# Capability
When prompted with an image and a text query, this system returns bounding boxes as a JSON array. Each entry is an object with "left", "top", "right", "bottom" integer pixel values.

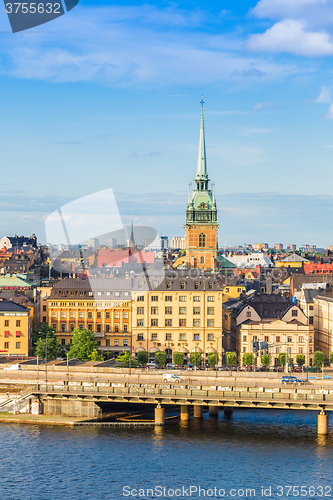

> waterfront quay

[{"left": 1, "top": 364, "right": 333, "bottom": 434}]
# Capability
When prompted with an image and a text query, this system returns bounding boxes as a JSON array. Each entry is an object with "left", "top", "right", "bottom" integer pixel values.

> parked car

[
  {"left": 293, "top": 366, "right": 303, "bottom": 373},
  {"left": 147, "top": 362, "right": 157, "bottom": 369},
  {"left": 163, "top": 373, "right": 182, "bottom": 383},
  {"left": 282, "top": 375, "right": 304, "bottom": 384},
  {"left": 166, "top": 363, "right": 176, "bottom": 369},
  {"left": 4, "top": 363, "right": 22, "bottom": 371}
]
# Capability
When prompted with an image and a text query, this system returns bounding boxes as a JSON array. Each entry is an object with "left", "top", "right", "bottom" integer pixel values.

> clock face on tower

[{"left": 200, "top": 203, "right": 206, "bottom": 209}]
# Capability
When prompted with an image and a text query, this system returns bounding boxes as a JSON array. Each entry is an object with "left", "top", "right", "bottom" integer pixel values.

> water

[{"left": 1, "top": 409, "right": 333, "bottom": 500}]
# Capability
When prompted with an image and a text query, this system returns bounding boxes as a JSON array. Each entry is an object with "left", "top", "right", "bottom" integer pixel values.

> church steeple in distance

[{"left": 184, "top": 98, "right": 218, "bottom": 270}]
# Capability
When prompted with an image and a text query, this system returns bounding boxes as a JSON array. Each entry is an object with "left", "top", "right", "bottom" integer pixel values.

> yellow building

[
  {"left": 275, "top": 252, "right": 309, "bottom": 269},
  {"left": 131, "top": 274, "right": 224, "bottom": 363},
  {"left": 222, "top": 285, "right": 246, "bottom": 303},
  {"left": 0, "top": 300, "right": 31, "bottom": 357},
  {"left": 48, "top": 278, "right": 132, "bottom": 355}
]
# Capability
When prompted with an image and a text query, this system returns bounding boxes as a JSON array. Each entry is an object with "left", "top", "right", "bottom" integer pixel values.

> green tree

[
  {"left": 173, "top": 352, "right": 184, "bottom": 366},
  {"left": 155, "top": 351, "right": 167, "bottom": 367},
  {"left": 225, "top": 351, "right": 237, "bottom": 366},
  {"left": 35, "top": 336, "right": 61, "bottom": 361},
  {"left": 296, "top": 354, "right": 306, "bottom": 366},
  {"left": 137, "top": 351, "right": 148, "bottom": 365},
  {"left": 115, "top": 350, "right": 138, "bottom": 367},
  {"left": 89, "top": 349, "right": 103, "bottom": 361},
  {"left": 313, "top": 350, "right": 325, "bottom": 367},
  {"left": 208, "top": 352, "right": 218, "bottom": 367},
  {"left": 32, "top": 323, "right": 56, "bottom": 352},
  {"left": 329, "top": 352, "right": 333, "bottom": 365},
  {"left": 190, "top": 351, "right": 202, "bottom": 366},
  {"left": 279, "top": 352, "right": 287, "bottom": 367},
  {"left": 261, "top": 354, "right": 271, "bottom": 367},
  {"left": 68, "top": 328, "right": 98, "bottom": 361},
  {"left": 243, "top": 353, "right": 253, "bottom": 366}
]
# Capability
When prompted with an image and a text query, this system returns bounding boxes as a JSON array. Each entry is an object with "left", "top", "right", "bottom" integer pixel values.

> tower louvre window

[{"left": 199, "top": 233, "right": 206, "bottom": 247}]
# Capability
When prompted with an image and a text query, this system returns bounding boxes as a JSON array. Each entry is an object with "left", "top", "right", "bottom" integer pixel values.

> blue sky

[{"left": 1, "top": 0, "right": 333, "bottom": 247}]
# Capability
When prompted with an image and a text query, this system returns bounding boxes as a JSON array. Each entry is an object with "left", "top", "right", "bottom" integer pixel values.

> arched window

[
  {"left": 200, "top": 256, "right": 204, "bottom": 264},
  {"left": 199, "top": 233, "right": 206, "bottom": 247}
]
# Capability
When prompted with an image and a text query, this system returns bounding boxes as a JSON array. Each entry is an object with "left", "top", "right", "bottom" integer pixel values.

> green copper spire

[{"left": 196, "top": 100, "right": 208, "bottom": 180}]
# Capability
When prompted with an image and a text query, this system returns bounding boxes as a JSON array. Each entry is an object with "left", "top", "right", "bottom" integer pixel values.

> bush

[
  {"left": 261, "top": 354, "right": 271, "bottom": 366},
  {"left": 190, "top": 352, "right": 202, "bottom": 366},
  {"left": 173, "top": 352, "right": 184, "bottom": 366},
  {"left": 225, "top": 352, "right": 237, "bottom": 366},
  {"left": 296, "top": 354, "right": 305, "bottom": 366},
  {"left": 330, "top": 352, "right": 333, "bottom": 365},
  {"left": 313, "top": 350, "right": 325, "bottom": 367},
  {"left": 155, "top": 351, "right": 167, "bottom": 367},
  {"left": 279, "top": 353, "right": 287, "bottom": 367},
  {"left": 137, "top": 351, "right": 148, "bottom": 365},
  {"left": 208, "top": 352, "right": 218, "bottom": 367},
  {"left": 243, "top": 353, "right": 253, "bottom": 366}
]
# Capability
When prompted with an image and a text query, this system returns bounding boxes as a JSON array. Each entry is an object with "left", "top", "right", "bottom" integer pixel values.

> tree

[
  {"left": 137, "top": 351, "right": 148, "bottom": 365},
  {"left": 190, "top": 351, "right": 202, "bottom": 366},
  {"left": 155, "top": 351, "right": 167, "bottom": 367},
  {"left": 89, "top": 349, "right": 103, "bottom": 361},
  {"left": 68, "top": 328, "right": 98, "bottom": 361},
  {"left": 115, "top": 350, "right": 138, "bottom": 368},
  {"left": 208, "top": 352, "right": 218, "bottom": 367},
  {"left": 313, "top": 350, "right": 325, "bottom": 367},
  {"left": 225, "top": 352, "right": 237, "bottom": 366},
  {"left": 35, "top": 336, "right": 61, "bottom": 361},
  {"left": 296, "top": 354, "right": 305, "bottom": 366},
  {"left": 173, "top": 352, "right": 184, "bottom": 366},
  {"left": 261, "top": 354, "right": 271, "bottom": 367},
  {"left": 279, "top": 352, "right": 287, "bottom": 367},
  {"left": 330, "top": 352, "right": 333, "bottom": 365},
  {"left": 32, "top": 323, "right": 57, "bottom": 352},
  {"left": 243, "top": 353, "right": 253, "bottom": 366}
]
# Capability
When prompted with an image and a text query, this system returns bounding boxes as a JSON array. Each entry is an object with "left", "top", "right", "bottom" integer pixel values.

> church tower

[{"left": 185, "top": 101, "right": 218, "bottom": 269}]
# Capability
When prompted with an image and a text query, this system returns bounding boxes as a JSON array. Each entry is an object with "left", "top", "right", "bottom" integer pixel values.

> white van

[
  {"left": 4, "top": 363, "right": 22, "bottom": 371},
  {"left": 163, "top": 373, "right": 182, "bottom": 383}
]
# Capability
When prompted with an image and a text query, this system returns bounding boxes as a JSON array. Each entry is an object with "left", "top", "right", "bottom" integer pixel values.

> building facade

[{"left": 0, "top": 300, "right": 31, "bottom": 357}]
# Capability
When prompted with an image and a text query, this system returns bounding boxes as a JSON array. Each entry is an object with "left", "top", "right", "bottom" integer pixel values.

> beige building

[
  {"left": 131, "top": 274, "right": 224, "bottom": 363},
  {"left": 0, "top": 300, "right": 31, "bottom": 357},
  {"left": 313, "top": 292, "right": 333, "bottom": 359}
]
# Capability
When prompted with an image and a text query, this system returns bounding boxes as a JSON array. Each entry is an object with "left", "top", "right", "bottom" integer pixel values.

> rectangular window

[
  {"left": 114, "top": 339, "right": 119, "bottom": 346},
  {"left": 61, "top": 324, "right": 66, "bottom": 332},
  {"left": 70, "top": 311, "right": 75, "bottom": 318},
  {"left": 88, "top": 323, "right": 93, "bottom": 330},
  {"left": 42, "top": 305, "right": 47, "bottom": 312},
  {"left": 309, "top": 316, "right": 314, "bottom": 325},
  {"left": 43, "top": 317, "right": 46, "bottom": 323},
  {"left": 61, "top": 311, "right": 66, "bottom": 318},
  {"left": 151, "top": 307, "right": 158, "bottom": 315},
  {"left": 97, "top": 324, "right": 101, "bottom": 333},
  {"left": 207, "top": 319, "right": 214, "bottom": 327},
  {"left": 70, "top": 324, "right": 75, "bottom": 332},
  {"left": 124, "top": 324, "right": 128, "bottom": 332},
  {"left": 4, "top": 342, "right": 9, "bottom": 349},
  {"left": 179, "top": 307, "right": 187, "bottom": 315},
  {"left": 106, "top": 324, "right": 110, "bottom": 332},
  {"left": 299, "top": 347, "right": 303, "bottom": 354},
  {"left": 264, "top": 336, "right": 269, "bottom": 342},
  {"left": 299, "top": 336, "right": 304, "bottom": 343},
  {"left": 137, "top": 296, "right": 144, "bottom": 302},
  {"left": 61, "top": 339, "right": 66, "bottom": 346},
  {"left": 115, "top": 312, "right": 120, "bottom": 319},
  {"left": 276, "top": 347, "right": 280, "bottom": 354},
  {"left": 151, "top": 296, "right": 158, "bottom": 302},
  {"left": 106, "top": 339, "right": 110, "bottom": 347},
  {"left": 193, "top": 296, "right": 200, "bottom": 302},
  {"left": 137, "top": 333, "right": 144, "bottom": 341},
  {"left": 151, "top": 319, "right": 158, "bottom": 327},
  {"left": 52, "top": 311, "right": 57, "bottom": 318},
  {"left": 106, "top": 312, "right": 110, "bottom": 319},
  {"left": 207, "top": 334, "right": 214, "bottom": 341},
  {"left": 53, "top": 324, "right": 57, "bottom": 329},
  {"left": 79, "top": 312, "right": 83, "bottom": 319},
  {"left": 137, "top": 307, "right": 144, "bottom": 315},
  {"left": 79, "top": 323, "right": 83, "bottom": 329},
  {"left": 207, "top": 307, "right": 215, "bottom": 315},
  {"left": 165, "top": 319, "right": 172, "bottom": 327},
  {"left": 246, "top": 311, "right": 251, "bottom": 318},
  {"left": 309, "top": 305, "right": 314, "bottom": 311},
  {"left": 276, "top": 336, "right": 280, "bottom": 343},
  {"left": 5, "top": 320, "right": 9, "bottom": 327},
  {"left": 243, "top": 335, "right": 247, "bottom": 342},
  {"left": 194, "top": 282, "right": 199, "bottom": 289},
  {"left": 123, "top": 312, "right": 128, "bottom": 319},
  {"left": 165, "top": 307, "right": 172, "bottom": 314},
  {"left": 88, "top": 312, "right": 92, "bottom": 319},
  {"left": 123, "top": 339, "right": 128, "bottom": 346},
  {"left": 152, "top": 333, "right": 158, "bottom": 340},
  {"left": 179, "top": 296, "right": 186, "bottom": 302},
  {"left": 179, "top": 319, "right": 186, "bottom": 327},
  {"left": 193, "top": 307, "right": 200, "bottom": 315},
  {"left": 165, "top": 296, "right": 172, "bottom": 302},
  {"left": 193, "top": 319, "right": 200, "bottom": 327},
  {"left": 16, "top": 331, "right": 21, "bottom": 337},
  {"left": 137, "top": 319, "right": 144, "bottom": 327},
  {"left": 207, "top": 296, "right": 215, "bottom": 302},
  {"left": 179, "top": 333, "right": 186, "bottom": 341},
  {"left": 115, "top": 324, "right": 119, "bottom": 332},
  {"left": 292, "top": 309, "right": 298, "bottom": 317},
  {"left": 16, "top": 342, "right": 21, "bottom": 349},
  {"left": 166, "top": 333, "right": 172, "bottom": 341},
  {"left": 97, "top": 312, "right": 101, "bottom": 319},
  {"left": 16, "top": 320, "right": 21, "bottom": 327},
  {"left": 193, "top": 334, "right": 200, "bottom": 341},
  {"left": 287, "top": 336, "right": 292, "bottom": 343}
]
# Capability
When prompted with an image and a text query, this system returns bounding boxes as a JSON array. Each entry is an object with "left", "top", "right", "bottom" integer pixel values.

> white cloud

[
  {"left": 253, "top": 101, "right": 277, "bottom": 110},
  {"left": 326, "top": 103, "right": 333, "bottom": 118},
  {"left": 247, "top": 19, "right": 333, "bottom": 56},
  {"left": 314, "top": 86, "right": 331, "bottom": 103},
  {"left": 252, "top": 0, "right": 327, "bottom": 19}
]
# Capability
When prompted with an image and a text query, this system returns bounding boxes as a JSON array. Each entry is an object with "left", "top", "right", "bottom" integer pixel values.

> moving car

[
  {"left": 4, "top": 363, "right": 22, "bottom": 371},
  {"left": 163, "top": 373, "right": 182, "bottom": 383},
  {"left": 282, "top": 375, "right": 304, "bottom": 384}
]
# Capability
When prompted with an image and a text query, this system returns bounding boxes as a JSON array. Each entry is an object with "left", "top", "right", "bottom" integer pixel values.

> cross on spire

[{"left": 200, "top": 96, "right": 205, "bottom": 110}]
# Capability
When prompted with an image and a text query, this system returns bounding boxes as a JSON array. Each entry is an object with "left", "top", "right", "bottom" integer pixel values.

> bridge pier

[
  {"left": 209, "top": 406, "right": 219, "bottom": 417},
  {"left": 180, "top": 405, "right": 190, "bottom": 421},
  {"left": 193, "top": 406, "right": 203, "bottom": 419},
  {"left": 318, "top": 410, "right": 328, "bottom": 435},
  {"left": 154, "top": 404, "right": 165, "bottom": 426}
]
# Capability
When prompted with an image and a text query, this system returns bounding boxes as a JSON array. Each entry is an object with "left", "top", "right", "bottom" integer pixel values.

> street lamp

[
  {"left": 45, "top": 331, "right": 49, "bottom": 389},
  {"left": 215, "top": 333, "right": 224, "bottom": 377}
]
